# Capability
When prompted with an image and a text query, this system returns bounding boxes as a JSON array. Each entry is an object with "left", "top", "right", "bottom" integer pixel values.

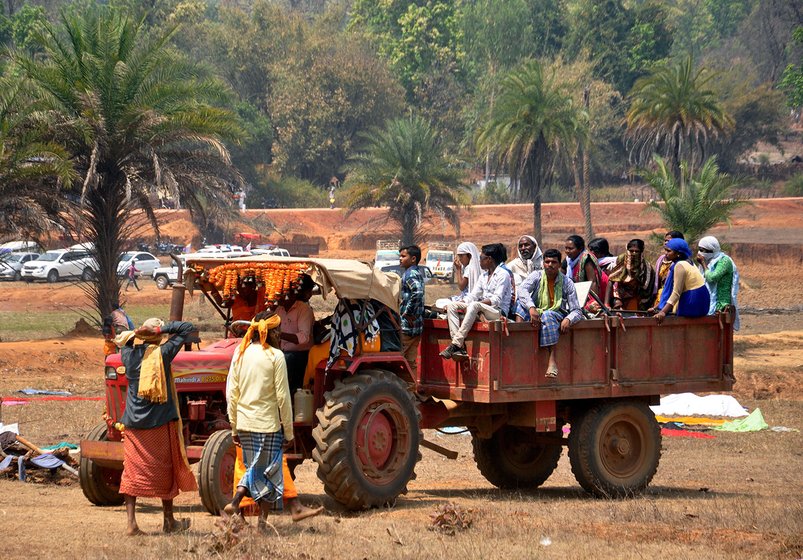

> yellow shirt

[
  {"left": 665, "top": 261, "right": 705, "bottom": 310},
  {"left": 226, "top": 343, "right": 294, "bottom": 441}
]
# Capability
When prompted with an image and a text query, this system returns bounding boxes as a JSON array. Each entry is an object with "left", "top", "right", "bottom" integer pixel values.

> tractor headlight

[{"left": 105, "top": 366, "right": 118, "bottom": 380}]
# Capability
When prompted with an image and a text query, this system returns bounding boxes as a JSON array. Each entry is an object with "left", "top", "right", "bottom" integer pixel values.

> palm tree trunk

[
  {"left": 86, "top": 178, "right": 126, "bottom": 321},
  {"left": 529, "top": 165, "right": 542, "bottom": 242},
  {"left": 581, "top": 86, "right": 593, "bottom": 240}
]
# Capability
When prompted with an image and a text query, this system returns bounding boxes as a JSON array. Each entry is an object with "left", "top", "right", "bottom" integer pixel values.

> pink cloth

[{"left": 276, "top": 300, "right": 314, "bottom": 352}]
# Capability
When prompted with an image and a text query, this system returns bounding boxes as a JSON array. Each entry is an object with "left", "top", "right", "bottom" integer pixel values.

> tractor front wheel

[
  {"left": 312, "top": 369, "right": 421, "bottom": 510},
  {"left": 473, "top": 425, "right": 563, "bottom": 489},
  {"left": 79, "top": 423, "right": 124, "bottom": 506},
  {"left": 198, "top": 430, "right": 236, "bottom": 515}
]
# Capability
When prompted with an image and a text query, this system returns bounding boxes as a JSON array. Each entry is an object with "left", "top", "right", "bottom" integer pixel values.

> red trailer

[{"left": 80, "top": 256, "right": 735, "bottom": 511}]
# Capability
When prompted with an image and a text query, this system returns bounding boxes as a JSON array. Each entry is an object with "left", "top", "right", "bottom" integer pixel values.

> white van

[
  {"left": 374, "top": 249, "right": 400, "bottom": 270},
  {"left": 425, "top": 249, "right": 454, "bottom": 280}
]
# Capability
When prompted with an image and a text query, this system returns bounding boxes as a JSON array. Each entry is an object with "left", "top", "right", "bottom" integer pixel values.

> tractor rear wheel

[
  {"left": 568, "top": 401, "right": 661, "bottom": 497},
  {"left": 199, "top": 430, "right": 236, "bottom": 515},
  {"left": 312, "top": 369, "right": 421, "bottom": 510},
  {"left": 472, "top": 425, "right": 563, "bottom": 489},
  {"left": 79, "top": 423, "right": 124, "bottom": 506}
]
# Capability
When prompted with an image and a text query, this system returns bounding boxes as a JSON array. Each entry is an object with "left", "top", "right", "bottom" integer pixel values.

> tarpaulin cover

[
  {"left": 712, "top": 408, "right": 769, "bottom": 432},
  {"left": 661, "top": 428, "right": 716, "bottom": 439},
  {"left": 650, "top": 393, "right": 747, "bottom": 418}
]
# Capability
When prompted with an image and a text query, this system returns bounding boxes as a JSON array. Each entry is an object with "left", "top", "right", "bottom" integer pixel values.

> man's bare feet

[
  {"left": 291, "top": 504, "right": 324, "bottom": 522},
  {"left": 126, "top": 526, "right": 146, "bottom": 536},
  {"left": 163, "top": 518, "right": 191, "bottom": 533},
  {"left": 221, "top": 503, "right": 240, "bottom": 519}
]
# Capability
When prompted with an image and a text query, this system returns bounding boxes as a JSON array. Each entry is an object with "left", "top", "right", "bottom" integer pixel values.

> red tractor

[{"left": 80, "top": 255, "right": 735, "bottom": 511}]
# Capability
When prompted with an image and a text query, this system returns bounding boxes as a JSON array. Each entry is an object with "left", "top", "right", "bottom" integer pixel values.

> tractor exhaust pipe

[{"left": 169, "top": 254, "right": 185, "bottom": 322}]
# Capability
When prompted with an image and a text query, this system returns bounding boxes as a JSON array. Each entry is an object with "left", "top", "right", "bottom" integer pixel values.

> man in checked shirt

[{"left": 399, "top": 245, "right": 425, "bottom": 378}]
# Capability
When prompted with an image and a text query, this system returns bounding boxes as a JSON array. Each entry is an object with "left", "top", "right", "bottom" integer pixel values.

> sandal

[{"left": 545, "top": 365, "right": 559, "bottom": 378}]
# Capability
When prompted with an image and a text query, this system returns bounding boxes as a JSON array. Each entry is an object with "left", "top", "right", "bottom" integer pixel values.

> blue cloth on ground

[{"left": 18, "top": 388, "right": 72, "bottom": 396}]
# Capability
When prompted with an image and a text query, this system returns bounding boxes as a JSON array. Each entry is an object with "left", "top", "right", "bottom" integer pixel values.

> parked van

[
  {"left": 425, "top": 249, "right": 454, "bottom": 280},
  {"left": 374, "top": 249, "right": 400, "bottom": 270}
]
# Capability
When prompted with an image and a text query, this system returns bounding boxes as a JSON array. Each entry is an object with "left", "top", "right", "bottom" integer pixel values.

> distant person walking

[
  {"left": 115, "top": 318, "right": 197, "bottom": 536},
  {"left": 126, "top": 262, "right": 141, "bottom": 292}
]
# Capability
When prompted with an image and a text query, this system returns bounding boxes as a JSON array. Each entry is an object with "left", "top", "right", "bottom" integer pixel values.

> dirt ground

[{"left": 1, "top": 200, "right": 802, "bottom": 559}]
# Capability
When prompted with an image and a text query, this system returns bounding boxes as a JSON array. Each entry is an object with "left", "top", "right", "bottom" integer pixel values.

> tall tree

[
  {"left": 0, "top": 74, "right": 75, "bottom": 238},
  {"left": 16, "top": 6, "right": 243, "bottom": 320},
  {"left": 343, "top": 115, "right": 468, "bottom": 246},
  {"left": 476, "top": 60, "right": 584, "bottom": 241},
  {"left": 644, "top": 155, "right": 745, "bottom": 243},
  {"left": 626, "top": 56, "right": 733, "bottom": 181}
]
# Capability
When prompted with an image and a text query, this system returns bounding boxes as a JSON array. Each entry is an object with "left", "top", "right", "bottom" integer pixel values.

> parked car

[
  {"left": 117, "top": 251, "right": 161, "bottom": 277},
  {"left": 380, "top": 264, "right": 435, "bottom": 284},
  {"left": 0, "top": 252, "right": 40, "bottom": 281},
  {"left": 21, "top": 249, "right": 98, "bottom": 283},
  {"left": 425, "top": 249, "right": 454, "bottom": 281},
  {"left": 249, "top": 247, "right": 290, "bottom": 257},
  {"left": 152, "top": 251, "right": 244, "bottom": 289},
  {"left": 0, "top": 240, "right": 42, "bottom": 254}
]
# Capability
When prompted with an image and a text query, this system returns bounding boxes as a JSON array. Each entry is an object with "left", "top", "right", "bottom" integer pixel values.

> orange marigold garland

[{"left": 199, "top": 261, "right": 310, "bottom": 304}]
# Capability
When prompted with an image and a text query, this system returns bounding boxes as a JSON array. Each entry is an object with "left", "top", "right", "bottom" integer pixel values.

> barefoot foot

[
  {"left": 163, "top": 518, "right": 191, "bottom": 533},
  {"left": 126, "top": 526, "right": 146, "bottom": 536}
]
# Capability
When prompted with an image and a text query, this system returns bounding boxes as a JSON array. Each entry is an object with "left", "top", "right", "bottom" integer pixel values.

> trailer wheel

[
  {"left": 312, "top": 369, "right": 421, "bottom": 510},
  {"left": 199, "top": 430, "right": 236, "bottom": 515},
  {"left": 472, "top": 425, "right": 563, "bottom": 489},
  {"left": 568, "top": 401, "right": 661, "bottom": 497},
  {"left": 79, "top": 423, "right": 124, "bottom": 506}
]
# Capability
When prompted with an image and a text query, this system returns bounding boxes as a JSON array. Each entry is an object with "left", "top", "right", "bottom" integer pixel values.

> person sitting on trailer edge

[
  {"left": 516, "top": 248, "right": 583, "bottom": 378},
  {"left": 648, "top": 238, "right": 710, "bottom": 324},
  {"left": 440, "top": 243, "right": 511, "bottom": 360}
]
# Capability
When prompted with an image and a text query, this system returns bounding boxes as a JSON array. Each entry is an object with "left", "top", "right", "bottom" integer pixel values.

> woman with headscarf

[
  {"left": 653, "top": 230, "right": 685, "bottom": 306},
  {"left": 606, "top": 239, "right": 656, "bottom": 311},
  {"left": 648, "top": 238, "right": 710, "bottom": 323},
  {"left": 696, "top": 235, "right": 740, "bottom": 330},
  {"left": 507, "top": 235, "right": 544, "bottom": 286},
  {"left": 564, "top": 234, "right": 605, "bottom": 311},
  {"left": 225, "top": 309, "right": 294, "bottom": 532},
  {"left": 443, "top": 241, "right": 481, "bottom": 303},
  {"left": 115, "top": 317, "right": 197, "bottom": 536}
]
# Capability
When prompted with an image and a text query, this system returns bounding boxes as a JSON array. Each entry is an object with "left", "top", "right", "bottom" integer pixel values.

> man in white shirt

[{"left": 440, "top": 243, "right": 511, "bottom": 360}]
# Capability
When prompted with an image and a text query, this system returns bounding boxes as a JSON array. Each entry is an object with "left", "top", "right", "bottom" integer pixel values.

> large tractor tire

[
  {"left": 472, "top": 425, "right": 563, "bottom": 489},
  {"left": 312, "top": 369, "right": 422, "bottom": 510},
  {"left": 568, "top": 400, "right": 661, "bottom": 498},
  {"left": 199, "top": 430, "right": 236, "bottom": 515},
  {"left": 79, "top": 423, "right": 124, "bottom": 506}
]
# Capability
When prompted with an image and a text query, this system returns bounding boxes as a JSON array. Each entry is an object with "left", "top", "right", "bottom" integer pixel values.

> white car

[
  {"left": 425, "top": 249, "right": 454, "bottom": 280},
  {"left": 0, "top": 252, "right": 40, "bottom": 281},
  {"left": 117, "top": 251, "right": 161, "bottom": 277},
  {"left": 152, "top": 251, "right": 243, "bottom": 289},
  {"left": 21, "top": 249, "right": 98, "bottom": 283}
]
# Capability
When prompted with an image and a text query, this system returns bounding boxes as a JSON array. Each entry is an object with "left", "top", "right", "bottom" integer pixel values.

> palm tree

[
  {"left": 343, "top": 116, "right": 468, "bottom": 246},
  {"left": 626, "top": 56, "right": 733, "bottom": 182},
  {"left": 476, "top": 60, "right": 584, "bottom": 240},
  {"left": 0, "top": 75, "right": 75, "bottom": 239},
  {"left": 15, "top": 6, "right": 243, "bottom": 319},
  {"left": 644, "top": 155, "right": 745, "bottom": 243}
]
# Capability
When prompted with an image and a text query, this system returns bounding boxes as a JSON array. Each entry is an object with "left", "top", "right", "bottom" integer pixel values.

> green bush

[
  {"left": 250, "top": 175, "right": 329, "bottom": 208},
  {"left": 472, "top": 181, "right": 511, "bottom": 204},
  {"left": 783, "top": 174, "right": 803, "bottom": 197}
]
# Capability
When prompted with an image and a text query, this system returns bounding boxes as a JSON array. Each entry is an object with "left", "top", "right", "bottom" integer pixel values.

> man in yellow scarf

[
  {"left": 514, "top": 249, "right": 583, "bottom": 378},
  {"left": 115, "top": 317, "right": 197, "bottom": 536}
]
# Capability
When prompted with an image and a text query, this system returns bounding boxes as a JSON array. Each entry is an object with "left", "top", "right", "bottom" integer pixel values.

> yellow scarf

[
  {"left": 236, "top": 315, "right": 282, "bottom": 363},
  {"left": 114, "top": 330, "right": 167, "bottom": 403}
]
